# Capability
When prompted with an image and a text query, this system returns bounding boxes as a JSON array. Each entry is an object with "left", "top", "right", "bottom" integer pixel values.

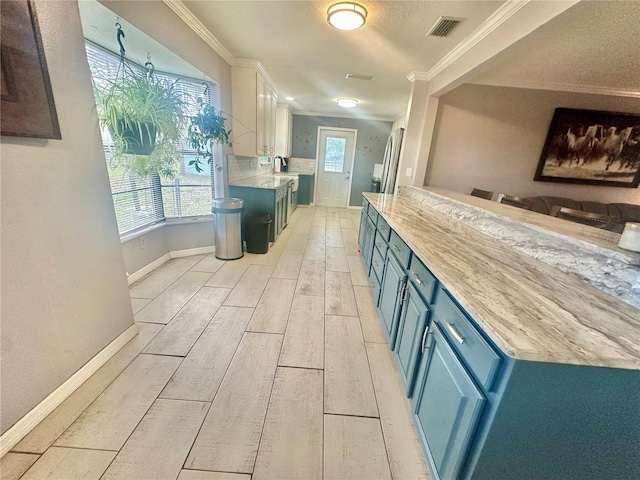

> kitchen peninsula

[
  {"left": 360, "top": 187, "right": 640, "bottom": 480},
  {"left": 229, "top": 175, "right": 292, "bottom": 242}
]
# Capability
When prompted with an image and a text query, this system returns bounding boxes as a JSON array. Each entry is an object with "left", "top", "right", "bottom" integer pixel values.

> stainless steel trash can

[{"left": 212, "top": 198, "right": 244, "bottom": 260}]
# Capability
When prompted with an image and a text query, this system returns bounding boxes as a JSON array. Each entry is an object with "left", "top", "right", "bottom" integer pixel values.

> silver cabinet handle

[
  {"left": 379, "top": 225, "right": 386, "bottom": 231},
  {"left": 411, "top": 271, "right": 423, "bottom": 285},
  {"left": 421, "top": 325, "right": 430, "bottom": 353},
  {"left": 376, "top": 242, "right": 382, "bottom": 248},
  {"left": 446, "top": 322, "right": 465, "bottom": 344},
  {"left": 392, "top": 244, "right": 400, "bottom": 252},
  {"left": 372, "top": 261, "right": 379, "bottom": 267}
]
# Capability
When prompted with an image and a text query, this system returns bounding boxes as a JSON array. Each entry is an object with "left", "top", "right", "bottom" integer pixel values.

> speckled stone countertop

[
  {"left": 364, "top": 190, "right": 640, "bottom": 370},
  {"left": 229, "top": 174, "right": 296, "bottom": 189}
]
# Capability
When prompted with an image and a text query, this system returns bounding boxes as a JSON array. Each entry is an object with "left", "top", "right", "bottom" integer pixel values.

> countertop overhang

[
  {"left": 365, "top": 188, "right": 640, "bottom": 370},
  {"left": 229, "top": 174, "right": 298, "bottom": 190}
]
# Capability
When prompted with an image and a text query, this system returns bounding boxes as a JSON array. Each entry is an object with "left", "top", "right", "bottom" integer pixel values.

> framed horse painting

[{"left": 534, "top": 108, "right": 640, "bottom": 188}]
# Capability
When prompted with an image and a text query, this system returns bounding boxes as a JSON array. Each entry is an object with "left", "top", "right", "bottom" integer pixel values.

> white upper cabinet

[
  {"left": 231, "top": 64, "right": 278, "bottom": 157},
  {"left": 275, "top": 104, "right": 292, "bottom": 158}
]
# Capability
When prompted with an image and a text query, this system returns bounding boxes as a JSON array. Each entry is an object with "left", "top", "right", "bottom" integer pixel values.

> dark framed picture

[
  {"left": 534, "top": 108, "right": 640, "bottom": 188},
  {"left": 1, "top": 0, "right": 61, "bottom": 139}
]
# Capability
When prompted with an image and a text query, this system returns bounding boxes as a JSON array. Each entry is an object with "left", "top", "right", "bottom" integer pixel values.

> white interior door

[{"left": 316, "top": 128, "right": 356, "bottom": 207}]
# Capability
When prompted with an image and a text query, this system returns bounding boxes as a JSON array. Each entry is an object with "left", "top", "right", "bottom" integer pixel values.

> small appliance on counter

[{"left": 274, "top": 156, "right": 288, "bottom": 172}]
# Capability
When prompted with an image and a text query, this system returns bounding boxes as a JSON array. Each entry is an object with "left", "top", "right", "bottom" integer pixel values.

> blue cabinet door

[
  {"left": 394, "top": 282, "right": 429, "bottom": 395},
  {"left": 414, "top": 325, "right": 486, "bottom": 480},
  {"left": 358, "top": 207, "right": 368, "bottom": 252},
  {"left": 363, "top": 216, "right": 376, "bottom": 268},
  {"left": 378, "top": 252, "right": 406, "bottom": 349}
]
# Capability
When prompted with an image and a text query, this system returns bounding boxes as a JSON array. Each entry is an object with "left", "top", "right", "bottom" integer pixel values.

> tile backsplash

[
  {"left": 288, "top": 157, "right": 316, "bottom": 174},
  {"left": 227, "top": 154, "right": 272, "bottom": 182}
]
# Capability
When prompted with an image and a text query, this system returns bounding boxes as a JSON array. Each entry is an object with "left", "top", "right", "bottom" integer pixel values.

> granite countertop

[
  {"left": 229, "top": 174, "right": 295, "bottom": 189},
  {"left": 364, "top": 190, "right": 640, "bottom": 370}
]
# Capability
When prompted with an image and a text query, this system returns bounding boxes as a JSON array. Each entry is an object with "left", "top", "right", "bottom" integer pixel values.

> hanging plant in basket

[
  {"left": 92, "top": 23, "right": 186, "bottom": 178},
  {"left": 187, "top": 97, "right": 232, "bottom": 173},
  {"left": 94, "top": 66, "right": 186, "bottom": 178}
]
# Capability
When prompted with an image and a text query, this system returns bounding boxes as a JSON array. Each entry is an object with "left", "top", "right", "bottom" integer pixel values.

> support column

[{"left": 395, "top": 73, "right": 430, "bottom": 190}]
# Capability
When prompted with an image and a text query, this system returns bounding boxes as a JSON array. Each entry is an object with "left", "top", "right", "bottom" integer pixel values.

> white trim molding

[
  {"left": 0, "top": 324, "right": 139, "bottom": 457},
  {"left": 162, "top": 0, "right": 235, "bottom": 65},
  {"left": 470, "top": 79, "right": 640, "bottom": 99},
  {"left": 127, "top": 246, "right": 215, "bottom": 285},
  {"left": 407, "top": 71, "right": 430, "bottom": 82},
  {"left": 427, "top": 0, "right": 532, "bottom": 80}
]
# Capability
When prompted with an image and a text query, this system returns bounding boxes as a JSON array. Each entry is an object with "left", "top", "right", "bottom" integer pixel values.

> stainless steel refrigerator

[{"left": 380, "top": 128, "right": 404, "bottom": 193}]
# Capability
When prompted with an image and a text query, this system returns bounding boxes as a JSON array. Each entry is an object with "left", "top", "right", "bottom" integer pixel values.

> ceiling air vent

[
  {"left": 345, "top": 73, "right": 373, "bottom": 81},
  {"left": 427, "top": 17, "right": 464, "bottom": 37}
]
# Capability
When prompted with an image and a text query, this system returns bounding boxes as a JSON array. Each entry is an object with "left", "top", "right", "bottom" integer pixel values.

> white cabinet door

[
  {"left": 256, "top": 73, "right": 267, "bottom": 155},
  {"left": 275, "top": 105, "right": 292, "bottom": 157}
]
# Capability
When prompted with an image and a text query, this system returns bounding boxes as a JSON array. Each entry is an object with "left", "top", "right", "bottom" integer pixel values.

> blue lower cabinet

[
  {"left": 357, "top": 206, "right": 368, "bottom": 252},
  {"left": 363, "top": 216, "right": 376, "bottom": 268},
  {"left": 413, "top": 325, "right": 486, "bottom": 480},
  {"left": 394, "top": 282, "right": 430, "bottom": 395},
  {"left": 378, "top": 252, "right": 407, "bottom": 348},
  {"left": 414, "top": 325, "right": 486, "bottom": 480}
]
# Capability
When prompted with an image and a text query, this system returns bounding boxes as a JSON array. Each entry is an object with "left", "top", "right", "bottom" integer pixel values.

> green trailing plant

[
  {"left": 94, "top": 64, "right": 186, "bottom": 178},
  {"left": 187, "top": 97, "right": 232, "bottom": 173}
]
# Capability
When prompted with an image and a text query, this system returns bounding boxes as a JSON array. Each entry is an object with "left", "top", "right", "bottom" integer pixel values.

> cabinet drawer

[
  {"left": 388, "top": 231, "right": 411, "bottom": 268},
  {"left": 371, "top": 246, "right": 385, "bottom": 284},
  {"left": 362, "top": 197, "right": 369, "bottom": 211},
  {"left": 408, "top": 256, "right": 437, "bottom": 304},
  {"left": 433, "top": 287, "right": 501, "bottom": 391},
  {"left": 373, "top": 230, "right": 388, "bottom": 258},
  {"left": 376, "top": 216, "right": 391, "bottom": 242},
  {"left": 367, "top": 206, "right": 378, "bottom": 224}
]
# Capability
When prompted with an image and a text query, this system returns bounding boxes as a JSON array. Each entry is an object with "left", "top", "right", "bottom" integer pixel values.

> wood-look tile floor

[{"left": 3, "top": 207, "right": 430, "bottom": 480}]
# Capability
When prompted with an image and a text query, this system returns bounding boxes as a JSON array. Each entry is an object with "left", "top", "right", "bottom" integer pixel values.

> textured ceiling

[
  {"left": 182, "top": 0, "right": 503, "bottom": 119},
  {"left": 471, "top": 0, "right": 640, "bottom": 95},
  {"left": 80, "top": 1, "right": 640, "bottom": 122}
]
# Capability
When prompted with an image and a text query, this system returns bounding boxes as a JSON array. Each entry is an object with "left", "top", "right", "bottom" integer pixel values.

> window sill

[{"left": 120, "top": 216, "right": 214, "bottom": 244}]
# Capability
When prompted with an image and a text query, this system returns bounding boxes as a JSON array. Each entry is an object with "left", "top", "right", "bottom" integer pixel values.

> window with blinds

[{"left": 85, "top": 41, "right": 215, "bottom": 235}]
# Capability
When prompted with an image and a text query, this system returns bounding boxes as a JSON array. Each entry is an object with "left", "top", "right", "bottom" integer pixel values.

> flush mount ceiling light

[
  {"left": 337, "top": 98, "right": 358, "bottom": 108},
  {"left": 327, "top": 2, "right": 367, "bottom": 30}
]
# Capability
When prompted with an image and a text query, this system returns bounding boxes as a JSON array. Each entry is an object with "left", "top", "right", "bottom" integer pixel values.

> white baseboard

[
  {"left": 127, "top": 253, "right": 172, "bottom": 285},
  {"left": 127, "top": 246, "right": 215, "bottom": 285},
  {"left": 0, "top": 324, "right": 139, "bottom": 458}
]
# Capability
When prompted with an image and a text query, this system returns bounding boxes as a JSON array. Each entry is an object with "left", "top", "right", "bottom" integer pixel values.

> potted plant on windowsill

[
  {"left": 187, "top": 97, "right": 232, "bottom": 173},
  {"left": 94, "top": 66, "right": 186, "bottom": 178}
]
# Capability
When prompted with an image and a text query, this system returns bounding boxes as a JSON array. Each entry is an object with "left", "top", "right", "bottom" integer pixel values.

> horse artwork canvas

[{"left": 534, "top": 108, "right": 640, "bottom": 188}]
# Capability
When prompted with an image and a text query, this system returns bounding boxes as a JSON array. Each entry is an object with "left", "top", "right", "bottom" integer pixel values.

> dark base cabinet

[
  {"left": 229, "top": 184, "right": 288, "bottom": 243},
  {"left": 298, "top": 173, "right": 315, "bottom": 205},
  {"left": 360, "top": 194, "right": 640, "bottom": 480}
]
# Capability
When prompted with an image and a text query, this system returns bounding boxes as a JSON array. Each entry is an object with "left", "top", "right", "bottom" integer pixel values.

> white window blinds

[{"left": 85, "top": 41, "right": 215, "bottom": 235}]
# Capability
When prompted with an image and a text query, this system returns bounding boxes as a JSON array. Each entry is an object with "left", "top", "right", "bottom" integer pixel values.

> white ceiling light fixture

[
  {"left": 327, "top": 2, "right": 367, "bottom": 31},
  {"left": 285, "top": 96, "right": 294, "bottom": 101},
  {"left": 337, "top": 98, "right": 358, "bottom": 108}
]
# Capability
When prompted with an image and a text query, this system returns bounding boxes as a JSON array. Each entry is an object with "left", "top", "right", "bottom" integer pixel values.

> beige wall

[
  {"left": 425, "top": 84, "right": 640, "bottom": 204},
  {"left": 101, "top": 0, "right": 234, "bottom": 272},
  {"left": 0, "top": 0, "right": 134, "bottom": 433},
  {"left": 100, "top": 0, "right": 232, "bottom": 114},
  {"left": 121, "top": 221, "right": 215, "bottom": 275}
]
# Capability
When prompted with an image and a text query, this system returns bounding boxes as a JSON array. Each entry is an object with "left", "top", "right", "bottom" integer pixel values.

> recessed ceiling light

[
  {"left": 285, "top": 96, "right": 294, "bottom": 101},
  {"left": 327, "top": 2, "right": 367, "bottom": 31},
  {"left": 337, "top": 98, "right": 358, "bottom": 108}
]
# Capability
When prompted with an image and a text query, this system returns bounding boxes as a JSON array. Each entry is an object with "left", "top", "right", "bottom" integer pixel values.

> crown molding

[
  {"left": 470, "top": 78, "right": 640, "bottom": 99},
  {"left": 427, "top": 0, "right": 531, "bottom": 80},
  {"left": 162, "top": 0, "right": 235, "bottom": 66},
  {"left": 407, "top": 71, "right": 430, "bottom": 83},
  {"left": 293, "top": 110, "right": 395, "bottom": 122},
  {"left": 233, "top": 59, "right": 278, "bottom": 92}
]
